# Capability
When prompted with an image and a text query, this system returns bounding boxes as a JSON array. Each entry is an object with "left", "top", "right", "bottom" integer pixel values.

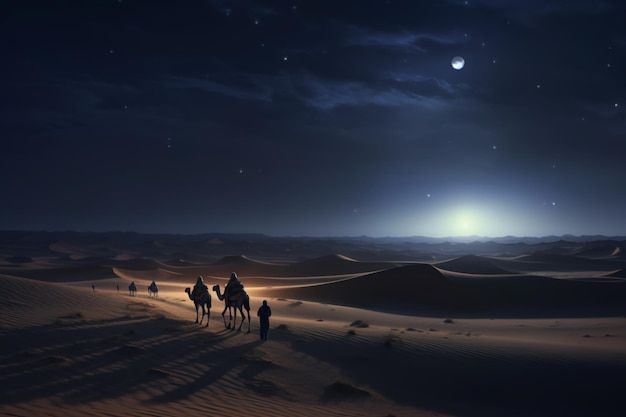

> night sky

[{"left": 2, "top": 0, "right": 626, "bottom": 236}]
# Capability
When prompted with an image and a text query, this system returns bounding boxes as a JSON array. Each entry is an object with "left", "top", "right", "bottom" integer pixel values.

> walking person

[
  {"left": 257, "top": 300, "right": 271, "bottom": 341},
  {"left": 91, "top": 284, "right": 95, "bottom": 294}
]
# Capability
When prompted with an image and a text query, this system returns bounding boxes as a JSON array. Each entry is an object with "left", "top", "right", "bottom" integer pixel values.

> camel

[
  {"left": 128, "top": 282, "right": 137, "bottom": 296},
  {"left": 148, "top": 282, "right": 159, "bottom": 298},
  {"left": 184, "top": 288, "right": 211, "bottom": 327},
  {"left": 212, "top": 284, "right": 251, "bottom": 333}
]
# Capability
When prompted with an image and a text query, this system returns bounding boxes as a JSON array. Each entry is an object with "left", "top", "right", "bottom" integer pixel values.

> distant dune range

[{"left": 490, "top": 252, "right": 626, "bottom": 272}]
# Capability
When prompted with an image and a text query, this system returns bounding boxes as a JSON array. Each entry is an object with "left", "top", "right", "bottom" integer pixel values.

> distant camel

[
  {"left": 128, "top": 282, "right": 137, "bottom": 296},
  {"left": 184, "top": 288, "right": 211, "bottom": 327},
  {"left": 148, "top": 282, "right": 159, "bottom": 298},
  {"left": 212, "top": 284, "right": 251, "bottom": 333}
]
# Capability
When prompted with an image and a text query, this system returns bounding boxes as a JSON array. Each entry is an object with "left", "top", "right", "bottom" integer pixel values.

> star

[
  {"left": 614, "top": 103, "right": 619, "bottom": 108},
  {"left": 491, "top": 58, "right": 497, "bottom": 64},
  {"left": 552, "top": 163, "right": 557, "bottom": 169},
  {"left": 492, "top": 145, "right": 497, "bottom": 150},
  {"left": 108, "top": 49, "right": 115, "bottom": 54},
  {"left": 239, "top": 168, "right": 244, "bottom": 174},
  {"left": 536, "top": 84, "right": 541, "bottom": 89},
  {"left": 254, "top": 19, "right": 259, "bottom": 25},
  {"left": 607, "top": 63, "right": 612, "bottom": 68},
  {"left": 481, "top": 41, "right": 486, "bottom": 47},
  {"left": 282, "top": 56, "right": 288, "bottom": 62},
  {"left": 426, "top": 193, "right": 431, "bottom": 198},
  {"left": 551, "top": 201, "right": 557, "bottom": 206}
]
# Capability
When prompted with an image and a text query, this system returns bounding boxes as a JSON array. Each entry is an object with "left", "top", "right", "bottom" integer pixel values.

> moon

[{"left": 451, "top": 56, "right": 465, "bottom": 70}]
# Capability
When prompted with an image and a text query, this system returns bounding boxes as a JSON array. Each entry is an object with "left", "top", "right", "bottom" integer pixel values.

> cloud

[
  {"left": 346, "top": 26, "right": 465, "bottom": 51},
  {"left": 296, "top": 74, "right": 453, "bottom": 110},
  {"left": 165, "top": 70, "right": 458, "bottom": 111},
  {"left": 166, "top": 76, "right": 273, "bottom": 103}
]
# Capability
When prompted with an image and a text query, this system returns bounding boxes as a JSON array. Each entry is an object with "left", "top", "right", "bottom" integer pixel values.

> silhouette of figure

[
  {"left": 225, "top": 272, "right": 243, "bottom": 300},
  {"left": 129, "top": 281, "right": 137, "bottom": 296},
  {"left": 257, "top": 300, "right": 271, "bottom": 341},
  {"left": 116, "top": 284, "right": 119, "bottom": 292},
  {"left": 148, "top": 280, "right": 159, "bottom": 298},
  {"left": 192, "top": 275, "right": 209, "bottom": 299},
  {"left": 91, "top": 284, "right": 95, "bottom": 293}
]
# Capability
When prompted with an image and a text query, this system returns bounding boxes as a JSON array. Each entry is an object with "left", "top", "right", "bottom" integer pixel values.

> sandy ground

[{"left": 1, "top": 272, "right": 626, "bottom": 417}]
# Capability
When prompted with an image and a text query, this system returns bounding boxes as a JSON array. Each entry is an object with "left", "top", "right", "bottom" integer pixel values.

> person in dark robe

[{"left": 257, "top": 300, "right": 272, "bottom": 341}]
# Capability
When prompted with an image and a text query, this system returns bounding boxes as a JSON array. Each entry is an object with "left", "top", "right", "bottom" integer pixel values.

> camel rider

[
  {"left": 225, "top": 272, "right": 243, "bottom": 300},
  {"left": 149, "top": 280, "right": 157, "bottom": 291},
  {"left": 192, "top": 276, "right": 208, "bottom": 299}
]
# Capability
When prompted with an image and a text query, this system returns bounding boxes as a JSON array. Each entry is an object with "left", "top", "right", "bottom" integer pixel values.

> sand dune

[
  {"left": 2, "top": 270, "right": 626, "bottom": 416},
  {"left": 3, "top": 232, "right": 626, "bottom": 416},
  {"left": 160, "top": 258, "right": 199, "bottom": 267},
  {"left": 1, "top": 265, "right": 117, "bottom": 282},
  {"left": 572, "top": 240, "right": 626, "bottom": 259},
  {"left": 0, "top": 275, "right": 434, "bottom": 417},
  {"left": 140, "top": 253, "right": 392, "bottom": 279},
  {"left": 113, "top": 267, "right": 183, "bottom": 282},
  {"left": 435, "top": 255, "right": 513, "bottom": 275},
  {"left": 608, "top": 269, "right": 626, "bottom": 278},
  {"left": 490, "top": 252, "right": 626, "bottom": 273},
  {"left": 0, "top": 274, "right": 128, "bottom": 328},
  {"left": 213, "top": 254, "right": 278, "bottom": 266},
  {"left": 261, "top": 264, "right": 446, "bottom": 313},
  {"left": 49, "top": 240, "right": 115, "bottom": 260},
  {"left": 287, "top": 254, "right": 394, "bottom": 276},
  {"left": 262, "top": 263, "right": 626, "bottom": 316}
]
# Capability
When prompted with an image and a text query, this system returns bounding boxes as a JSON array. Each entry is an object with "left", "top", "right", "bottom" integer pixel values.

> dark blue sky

[{"left": 1, "top": 0, "right": 625, "bottom": 236}]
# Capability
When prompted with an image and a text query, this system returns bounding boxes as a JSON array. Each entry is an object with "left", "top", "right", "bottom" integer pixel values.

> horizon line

[{"left": 1, "top": 229, "right": 626, "bottom": 241}]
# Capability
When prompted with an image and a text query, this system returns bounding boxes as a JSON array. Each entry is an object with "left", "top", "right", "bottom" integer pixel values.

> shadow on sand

[{"left": 0, "top": 313, "right": 261, "bottom": 405}]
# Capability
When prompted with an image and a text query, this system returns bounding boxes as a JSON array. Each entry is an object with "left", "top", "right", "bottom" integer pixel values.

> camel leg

[
  {"left": 246, "top": 307, "right": 251, "bottom": 334},
  {"left": 233, "top": 307, "right": 238, "bottom": 331},
  {"left": 206, "top": 304, "right": 210, "bottom": 328},
  {"left": 195, "top": 304, "right": 199, "bottom": 323},
  {"left": 237, "top": 306, "right": 245, "bottom": 331},
  {"left": 201, "top": 305, "right": 206, "bottom": 326},
  {"left": 221, "top": 306, "right": 229, "bottom": 329}
]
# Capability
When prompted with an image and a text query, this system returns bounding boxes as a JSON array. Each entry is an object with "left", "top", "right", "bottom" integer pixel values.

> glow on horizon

[{"left": 410, "top": 201, "right": 531, "bottom": 237}]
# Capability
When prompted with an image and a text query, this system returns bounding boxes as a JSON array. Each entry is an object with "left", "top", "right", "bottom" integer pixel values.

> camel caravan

[
  {"left": 123, "top": 272, "right": 254, "bottom": 333},
  {"left": 185, "top": 273, "right": 251, "bottom": 332}
]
